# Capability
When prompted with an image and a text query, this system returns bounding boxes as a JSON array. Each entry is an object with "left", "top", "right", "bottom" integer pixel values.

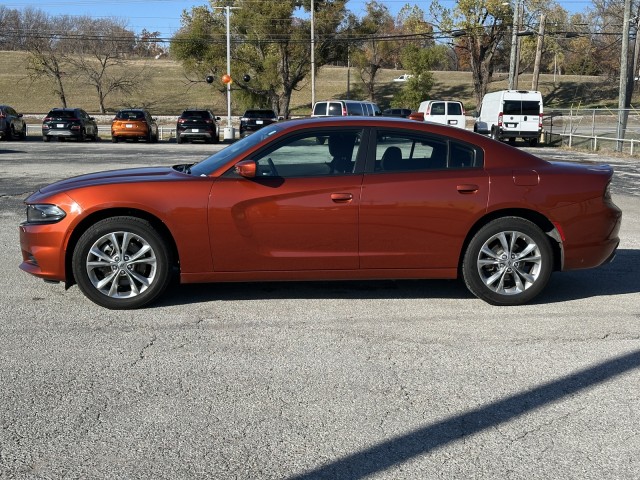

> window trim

[{"left": 365, "top": 127, "right": 484, "bottom": 174}]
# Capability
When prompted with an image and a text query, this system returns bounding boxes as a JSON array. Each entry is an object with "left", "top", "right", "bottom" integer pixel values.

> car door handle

[
  {"left": 457, "top": 184, "right": 479, "bottom": 194},
  {"left": 331, "top": 193, "right": 353, "bottom": 203}
]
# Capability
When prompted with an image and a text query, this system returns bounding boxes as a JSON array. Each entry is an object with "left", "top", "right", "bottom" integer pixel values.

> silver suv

[
  {"left": 0, "top": 105, "right": 27, "bottom": 140},
  {"left": 311, "top": 100, "right": 381, "bottom": 117}
]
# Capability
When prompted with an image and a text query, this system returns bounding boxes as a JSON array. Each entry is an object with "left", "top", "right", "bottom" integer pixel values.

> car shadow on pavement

[
  {"left": 539, "top": 248, "right": 640, "bottom": 303},
  {"left": 159, "top": 278, "right": 473, "bottom": 306},
  {"left": 287, "top": 348, "right": 640, "bottom": 479},
  {"left": 157, "top": 249, "right": 639, "bottom": 307}
]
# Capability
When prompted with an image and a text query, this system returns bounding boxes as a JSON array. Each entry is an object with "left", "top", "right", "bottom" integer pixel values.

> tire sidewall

[
  {"left": 72, "top": 216, "right": 172, "bottom": 309},
  {"left": 462, "top": 217, "right": 553, "bottom": 306}
]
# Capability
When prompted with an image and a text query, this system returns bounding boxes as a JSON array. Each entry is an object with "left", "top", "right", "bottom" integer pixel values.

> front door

[{"left": 210, "top": 128, "right": 365, "bottom": 272}]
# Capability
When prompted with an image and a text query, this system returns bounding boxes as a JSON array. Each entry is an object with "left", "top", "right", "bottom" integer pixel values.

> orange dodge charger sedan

[{"left": 19, "top": 117, "right": 622, "bottom": 309}]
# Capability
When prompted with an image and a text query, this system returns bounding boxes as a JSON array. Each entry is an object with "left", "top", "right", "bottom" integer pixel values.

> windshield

[{"left": 189, "top": 123, "right": 283, "bottom": 176}]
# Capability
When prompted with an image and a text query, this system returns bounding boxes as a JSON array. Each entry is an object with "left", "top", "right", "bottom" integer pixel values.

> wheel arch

[
  {"left": 458, "top": 208, "right": 562, "bottom": 274},
  {"left": 64, "top": 208, "right": 180, "bottom": 287}
]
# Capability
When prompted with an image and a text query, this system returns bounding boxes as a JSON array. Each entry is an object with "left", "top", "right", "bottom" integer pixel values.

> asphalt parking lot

[{"left": 1, "top": 139, "right": 639, "bottom": 479}]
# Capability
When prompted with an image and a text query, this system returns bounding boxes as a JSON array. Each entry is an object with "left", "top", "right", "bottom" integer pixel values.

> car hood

[{"left": 37, "top": 166, "right": 184, "bottom": 197}]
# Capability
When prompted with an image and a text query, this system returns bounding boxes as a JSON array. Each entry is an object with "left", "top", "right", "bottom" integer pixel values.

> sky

[{"left": 4, "top": 0, "right": 592, "bottom": 38}]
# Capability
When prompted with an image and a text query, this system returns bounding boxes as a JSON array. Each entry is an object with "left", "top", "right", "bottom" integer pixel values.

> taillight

[
  {"left": 178, "top": 118, "right": 186, "bottom": 124},
  {"left": 498, "top": 112, "right": 503, "bottom": 127},
  {"left": 43, "top": 117, "right": 51, "bottom": 122},
  {"left": 538, "top": 113, "right": 543, "bottom": 128},
  {"left": 205, "top": 119, "right": 212, "bottom": 124}
]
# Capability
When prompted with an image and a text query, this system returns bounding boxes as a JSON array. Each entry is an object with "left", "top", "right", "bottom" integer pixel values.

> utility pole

[
  {"left": 507, "top": 0, "right": 521, "bottom": 90},
  {"left": 311, "top": 0, "right": 315, "bottom": 107},
  {"left": 617, "top": 0, "right": 632, "bottom": 152},
  {"left": 532, "top": 14, "right": 546, "bottom": 91}
]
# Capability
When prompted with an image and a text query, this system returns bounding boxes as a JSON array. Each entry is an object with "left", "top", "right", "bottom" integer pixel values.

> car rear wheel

[
  {"left": 72, "top": 216, "right": 173, "bottom": 309},
  {"left": 462, "top": 217, "right": 553, "bottom": 306},
  {"left": 491, "top": 128, "right": 500, "bottom": 141}
]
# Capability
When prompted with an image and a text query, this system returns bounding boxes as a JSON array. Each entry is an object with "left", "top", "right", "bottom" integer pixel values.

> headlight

[{"left": 26, "top": 204, "right": 66, "bottom": 223}]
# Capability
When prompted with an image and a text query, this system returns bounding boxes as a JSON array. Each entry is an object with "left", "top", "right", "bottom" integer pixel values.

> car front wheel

[
  {"left": 462, "top": 217, "right": 553, "bottom": 306},
  {"left": 72, "top": 216, "right": 173, "bottom": 309}
]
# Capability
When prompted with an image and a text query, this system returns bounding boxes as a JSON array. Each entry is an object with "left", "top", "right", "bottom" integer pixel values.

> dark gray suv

[
  {"left": 176, "top": 109, "right": 220, "bottom": 144},
  {"left": 42, "top": 108, "right": 99, "bottom": 142},
  {"left": 0, "top": 105, "right": 27, "bottom": 140}
]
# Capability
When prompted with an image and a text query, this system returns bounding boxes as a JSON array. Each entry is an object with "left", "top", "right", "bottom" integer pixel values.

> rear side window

[
  {"left": 374, "top": 130, "right": 483, "bottom": 172},
  {"left": 448, "top": 103, "right": 463, "bottom": 115}
]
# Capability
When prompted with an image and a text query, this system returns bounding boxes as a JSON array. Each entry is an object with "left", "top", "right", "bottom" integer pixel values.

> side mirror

[
  {"left": 216, "top": 117, "right": 221, "bottom": 121},
  {"left": 235, "top": 159, "right": 257, "bottom": 178},
  {"left": 278, "top": 116, "right": 284, "bottom": 121}
]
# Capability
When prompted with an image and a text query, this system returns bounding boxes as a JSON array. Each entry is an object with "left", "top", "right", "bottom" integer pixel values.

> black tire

[
  {"left": 43, "top": 135, "right": 50, "bottom": 142},
  {"left": 462, "top": 217, "right": 553, "bottom": 306},
  {"left": 212, "top": 130, "right": 219, "bottom": 144},
  {"left": 177, "top": 135, "right": 183, "bottom": 144},
  {"left": 112, "top": 135, "right": 119, "bottom": 143},
  {"left": 491, "top": 128, "right": 500, "bottom": 141},
  {"left": 19, "top": 124, "right": 27, "bottom": 139},
  {"left": 528, "top": 138, "right": 538, "bottom": 147},
  {"left": 72, "top": 216, "right": 173, "bottom": 309}
]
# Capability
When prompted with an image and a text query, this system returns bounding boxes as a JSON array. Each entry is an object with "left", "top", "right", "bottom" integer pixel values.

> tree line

[{"left": 1, "top": 0, "right": 637, "bottom": 116}]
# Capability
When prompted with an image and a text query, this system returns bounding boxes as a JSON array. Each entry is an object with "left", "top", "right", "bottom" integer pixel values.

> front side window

[{"left": 247, "top": 128, "right": 364, "bottom": 178}]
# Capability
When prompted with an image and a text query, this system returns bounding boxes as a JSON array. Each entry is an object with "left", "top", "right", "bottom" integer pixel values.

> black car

[
  {"left": 0, "top": 105, "right": 27, "bottom": 140},
  {"left": 42, "top": 108, "right": 99, "bottom": 142},
  {"left": 239, "top": 109, "right": 279, "bottom": 137},
  {"left": 382, "top": 108, "right": 413, "bottom": 118},
  {"left": 176, "top": 109, "right": 220, "bottom": 144}
]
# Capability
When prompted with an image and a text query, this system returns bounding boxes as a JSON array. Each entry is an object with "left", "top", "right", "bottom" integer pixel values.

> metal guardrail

[
  {"left": 26, "top": 124, "right": 178, "bottom": 140},
  {"left": 543, "top": 108, "right": 640, "bottom": 155}
]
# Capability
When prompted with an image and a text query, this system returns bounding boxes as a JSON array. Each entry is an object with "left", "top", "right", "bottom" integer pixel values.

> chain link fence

[{"left": 543, "top": 108, "right": 640, "bottom": 155}]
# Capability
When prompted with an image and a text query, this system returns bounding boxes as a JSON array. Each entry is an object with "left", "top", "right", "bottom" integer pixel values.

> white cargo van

[
  {"left": 417, "top": 100, "right": 466, "bottom": 128},
  {"left": 474, "top": 90, "right": 543, "bottom": 146}
]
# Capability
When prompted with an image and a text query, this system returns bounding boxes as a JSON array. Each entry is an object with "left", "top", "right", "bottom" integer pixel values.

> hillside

[{"left": 0, "top": 50, "right": 625, "bottom": 116}]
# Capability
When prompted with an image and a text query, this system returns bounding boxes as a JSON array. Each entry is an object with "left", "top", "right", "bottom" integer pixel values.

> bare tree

[
  {"left": 71, "top": 17, "right": 143, "bottom": 113},
  {"left": 431, "top": 0, "right": 511, "bottom": 109},
  {"left": 23, "top": 12, "right": 76, "bottom": 108}
]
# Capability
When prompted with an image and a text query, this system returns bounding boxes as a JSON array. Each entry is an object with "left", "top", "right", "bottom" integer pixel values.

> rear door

[
  {"left": 520, "top": 99, "right": 542, "bottom": 133},
  {"left": 446, "top": 102, "right": 466, "bottom": 129},
  {"left": 359, "top": 128, "right": 489, "bottom": 270},
  {"left": 502, "top": 93, "right": 541, "bottom": 135}
]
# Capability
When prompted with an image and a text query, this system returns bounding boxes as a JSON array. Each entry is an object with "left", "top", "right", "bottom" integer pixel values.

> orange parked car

[
  {"left": 19, "top": 116, "right": 621, "bottom": 309},
  {"left": 111, "top": 109, "right": 158, "bottom": 143}
]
